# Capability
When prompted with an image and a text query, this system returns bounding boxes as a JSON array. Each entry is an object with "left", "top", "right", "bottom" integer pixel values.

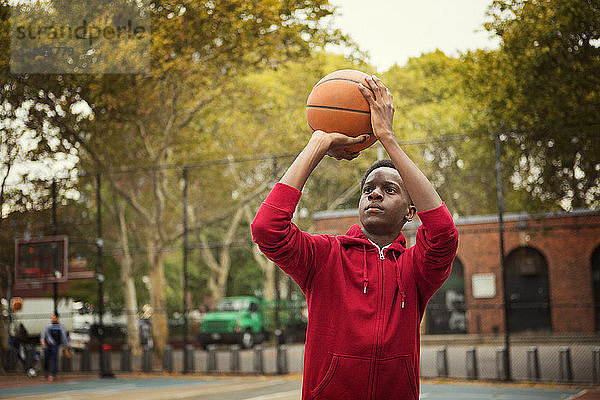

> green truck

[{"left": 197, "top": 296, "right": 307, "bottom": 349}]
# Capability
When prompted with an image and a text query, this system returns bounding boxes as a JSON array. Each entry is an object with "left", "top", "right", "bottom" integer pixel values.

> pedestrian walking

[
  {"left": 251, "top": 75, "right": 459, "bottom": 399},
  {"left": 40, "top": 313, "right": 70, "bottom": 382}
]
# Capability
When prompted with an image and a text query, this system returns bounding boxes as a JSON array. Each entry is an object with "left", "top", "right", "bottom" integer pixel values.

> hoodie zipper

[{"left": 370, "top": 246, "right": 386, "bottom": 400}]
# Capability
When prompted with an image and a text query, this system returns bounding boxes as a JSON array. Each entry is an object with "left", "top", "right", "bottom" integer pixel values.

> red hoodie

[{"left": 251, "top": 183, "right": 458, "bottom": 400}]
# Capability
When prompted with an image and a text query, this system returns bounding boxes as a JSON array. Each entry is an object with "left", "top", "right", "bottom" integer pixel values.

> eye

[
  {"left": 385, "top": 187, "right": 397, "bottom": 194},
  {"left": 363, "top": 186, "right": 373, "bottom": 194}
]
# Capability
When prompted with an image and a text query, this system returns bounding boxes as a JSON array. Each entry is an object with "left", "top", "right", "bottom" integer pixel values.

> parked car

[{"left": 68, "top": 324, "right": 127, "bottom": 351}]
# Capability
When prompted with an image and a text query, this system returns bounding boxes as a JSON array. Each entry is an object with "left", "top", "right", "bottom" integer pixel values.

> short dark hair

[
  {"left": 360, "top": 159, "right": 413, "bottom": 205},
  {"left": 360, "top": 159, "right": 396, "bottom": 190}
]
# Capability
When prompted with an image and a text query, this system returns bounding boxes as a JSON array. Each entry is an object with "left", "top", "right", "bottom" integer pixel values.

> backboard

[{"left": 15, "top": 235, "right": 68, "bottom": 287}]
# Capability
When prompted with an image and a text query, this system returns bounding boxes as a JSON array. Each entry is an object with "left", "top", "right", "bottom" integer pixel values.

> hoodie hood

[{"left": 338, "top": 224, "right": 407, "bottom": 254}]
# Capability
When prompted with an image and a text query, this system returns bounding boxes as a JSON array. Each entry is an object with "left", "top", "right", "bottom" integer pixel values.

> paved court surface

[{"left": 0, "top": 374, "right": 593, "bottom": 400}]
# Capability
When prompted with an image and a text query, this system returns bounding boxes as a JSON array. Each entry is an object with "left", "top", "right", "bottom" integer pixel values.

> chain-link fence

[{"left": 2, "top": 139, "right": 599, "bottom": 383}]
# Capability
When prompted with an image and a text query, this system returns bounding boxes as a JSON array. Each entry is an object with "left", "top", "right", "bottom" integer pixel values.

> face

[
  {"left": 358, "top": 167, "right": 414, "bottom": 237},
  {"left": 51, "top": 314, "right": 58, "bottom": 323}
]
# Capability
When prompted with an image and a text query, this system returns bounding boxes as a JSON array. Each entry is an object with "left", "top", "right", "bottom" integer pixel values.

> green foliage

[
  {"left": 475, "top": 0, "right": 600, "bottom": 210},
  {"left": 226, "top": 247, "right": 263, "bottom": 297}
]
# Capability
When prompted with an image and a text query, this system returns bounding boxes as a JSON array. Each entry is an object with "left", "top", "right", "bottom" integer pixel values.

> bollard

[
  {"left": 253, "top": 344, "right": 264, "bottom": 374},
  {"left": 142, "top": 345, "right": 152, "bottom": 372},
  {"left": 61, "top": 348, "right": 72, "bottom": 372},
  {"left": 593, "top": 347, "right": 600, "bottom": 385},
  {"left": 436, "top": 346, "right": 448, "bottom": 378},
  {"left": 80, "top": 348, "right": 91, "bottom": 371},
  {"left": 527, "top": 346, "right": 540, "bottom": 381},
  {"left": 495, "top": 347, "right": 508, "bottom": 380},
  {"left": 184, "top": 344, "right": 195, "bottom": 373},
  {"left": 465, "top": 348, "right": 478, "bottom": 380},
  {"left": 207, "top": 344, "right": 217, "bottom": 372},
  {"left": 120, "top": 344, "right": 131, "bottom": 372},
  {"left": 101, "top": 344, "right": 113, "bottom": 375},
  {"left": 163, "top": 345, "right": 173, "bottom": 373},
  {"left": 276, "top": 344, "right": 288, "bottom": 375},
  {"left": 559, "top": 346, "right": 573, "bottom": 383},
  {"left": 229, "top": 345, "right": 240, "bottom": 372}
]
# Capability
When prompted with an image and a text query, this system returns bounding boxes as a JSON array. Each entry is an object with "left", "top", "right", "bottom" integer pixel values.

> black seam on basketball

[
  {"left": 306, "top": 105, "right": 371, "bottom": 114},
  {"left": 307, "top": 121, "right": 373, "bottom": 135},
  {"left": 314, "top": 78, "right": 375, "bottom": 95}
]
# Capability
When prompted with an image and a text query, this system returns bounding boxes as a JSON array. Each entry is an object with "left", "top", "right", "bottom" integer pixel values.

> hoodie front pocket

[
  {"left": 374, "top": 354, "right": 418, "bottom": 400},
  {"left": 310, "top": 354, "right": 371, "bottom": 399}
]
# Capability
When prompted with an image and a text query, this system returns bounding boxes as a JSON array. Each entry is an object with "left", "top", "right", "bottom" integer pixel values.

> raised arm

[
  {"left": 280, "top": 130, "right": 369, "bottom": 190},
  {"left": 358, "top": 76, "right": 442, "bottom": 212}
]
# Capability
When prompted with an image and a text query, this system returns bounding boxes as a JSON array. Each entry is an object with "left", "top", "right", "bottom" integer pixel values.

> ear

[{"left": 404, "top": 205, "right": 417, "bottom": 222}]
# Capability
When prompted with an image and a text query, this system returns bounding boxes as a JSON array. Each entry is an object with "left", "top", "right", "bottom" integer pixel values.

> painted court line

[{"left": 242, "top": 389, "right": 302, "bottom": 400}]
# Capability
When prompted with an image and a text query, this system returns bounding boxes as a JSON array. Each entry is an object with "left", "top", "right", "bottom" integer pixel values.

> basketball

[{"left": 306, "top": 69, "right": 377, "bottom": 153}]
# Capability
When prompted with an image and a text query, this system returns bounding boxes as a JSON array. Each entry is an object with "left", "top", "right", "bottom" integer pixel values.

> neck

[{"left": 361, "top": 228, "right": 400, "bottom": 248}]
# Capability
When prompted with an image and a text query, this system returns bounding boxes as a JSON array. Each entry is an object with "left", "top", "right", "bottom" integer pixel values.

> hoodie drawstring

[
  {"left": 363, "top": 245, "right": 369, "bottom": 294},
  {"left": 391, "top": 252, "right": 405, "bottom": 308}
]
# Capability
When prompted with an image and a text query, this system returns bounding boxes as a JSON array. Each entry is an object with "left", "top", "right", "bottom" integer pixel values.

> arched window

[
  {"left": 427, "top": 257, "right": 466, "bottom": 334},
  {"left": 592, "top": 246, "right": 600, "bottom": 331},
  {"left": 505, "top": 247, "right": 551, "bottom": 333}
]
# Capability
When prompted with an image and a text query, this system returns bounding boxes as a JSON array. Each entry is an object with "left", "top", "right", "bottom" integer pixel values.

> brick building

[{"left": 313, "top": 208, "right": 600, "bottom": 335}]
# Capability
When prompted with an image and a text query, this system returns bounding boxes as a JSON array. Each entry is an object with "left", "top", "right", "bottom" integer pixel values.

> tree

[
  {"left": 473, "top": 0, "right": 600, "bottom": 210},
  {"left": 2, "top": 0, "right": 348, "bottom": 357}
]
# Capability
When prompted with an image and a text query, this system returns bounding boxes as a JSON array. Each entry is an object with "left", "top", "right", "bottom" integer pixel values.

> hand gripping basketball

[{"left": 358, "top": 75, "right": 395, "bottom": 141}]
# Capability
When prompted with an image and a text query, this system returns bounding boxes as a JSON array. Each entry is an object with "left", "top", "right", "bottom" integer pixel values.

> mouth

[{"left": 365, "top": 204, "right": 384, "bottom": 212}]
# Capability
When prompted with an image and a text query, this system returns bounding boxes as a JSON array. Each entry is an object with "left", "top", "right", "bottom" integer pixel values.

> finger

[
  {"left": 370, "top": 75, "right": 387, "bottom": 95},
  {"left": 351, "top": 134, "right": 370, "bottom": 145},
  {"left": 340, "top": 151, "right": 359, "bottom": 160},
  {"left": 348, "top": 151, "right": 360, "bottom": 160},
  {"left": 358, "top": 83, "right": 374, "bottom": 104}
]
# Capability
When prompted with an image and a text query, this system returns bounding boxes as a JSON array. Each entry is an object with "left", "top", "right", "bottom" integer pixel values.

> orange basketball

[{"left": 306, "top": 69, "right": 377, "bottom": 153}]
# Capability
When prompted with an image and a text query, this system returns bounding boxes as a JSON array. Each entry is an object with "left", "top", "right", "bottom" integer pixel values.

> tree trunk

[
  {"left": 117, "top": 204, "right": 141, "bottom": 355},
  {"left": 148, "top": 246, "right": 168, "bottom": 358},
  {"left": 199, "top": 207, "right": 245, "bottom": 302}
]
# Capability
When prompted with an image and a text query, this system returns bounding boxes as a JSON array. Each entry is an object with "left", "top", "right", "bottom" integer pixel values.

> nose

[{"left": 368, "top": 187, "right": 383, "bottom": 200}]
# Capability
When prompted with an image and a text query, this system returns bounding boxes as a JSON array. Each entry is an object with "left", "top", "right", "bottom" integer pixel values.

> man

[
  {"left": 40, "top": 313, "right": 70, "bottom": 382},
  {"left": 251, "top": 75, "right": 458, "bottom": 399}
]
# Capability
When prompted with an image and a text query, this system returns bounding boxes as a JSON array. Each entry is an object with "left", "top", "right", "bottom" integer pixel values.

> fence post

[
  {"left": 253, "top": 344, "right": 264, "bottom": 374},
  {"left": 465, "top": 347, "right": 478, "bottom": 380},
  {"left": 207, "top": 344, "right": 217, "bottom": 372},
  {"left": 593, "top": 347, "right": 600, "bottom": 385},
  {"left": 142, "top": 345, "right": 152, "bottom": 372},
  {"left": 559, "top": 346, "right": 572, "bottom": 383},
  {"left": 230, "top": 345, "right": 240, "bottom": 372},
  {"left": 80, "top": 348, "right": 91, "bottom": 371},
  {"left": 120, "top": 344, "right": 131, "bottom": 372},
  {"left": 61, "top": 349, "right": 72, "bottom": 372},
  {"left": 184, "top": 344, "right": 195, "bottom": 373},
  {"left": 526, "top": 346, "right": 540, "bottom": 381},
  {"left": 162, "top": 344, "right": 173, "bottom": 373},
  {"left": 495, "top": 347, "right": 508, "bottom": 380},
  {"left": 436, "top": 346, "right": 448, "bottom": 378},
  {"left": 276, "top": 344, "right": 288, "bottom": 375}
]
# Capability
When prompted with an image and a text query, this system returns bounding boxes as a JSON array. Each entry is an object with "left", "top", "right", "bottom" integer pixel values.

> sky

[{"left": 326, "top": 0, "right": 501, "bottom": 72}]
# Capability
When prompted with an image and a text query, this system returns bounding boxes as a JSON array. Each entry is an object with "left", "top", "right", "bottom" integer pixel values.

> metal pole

[
  {"left": 182, "top": 167, "right": 190, "bottom": 373},
  {"left": 271, "top": 157, "right": 282, "bottom": 347},
  {"left": 96, "top": 173, "right": 113, "bottom": 378},
  {"left": 52, "top": 179, "right": 58, "bottom": 315},
  {"left": 495, "top": 133, "right": 511, "bottom": 381}
]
